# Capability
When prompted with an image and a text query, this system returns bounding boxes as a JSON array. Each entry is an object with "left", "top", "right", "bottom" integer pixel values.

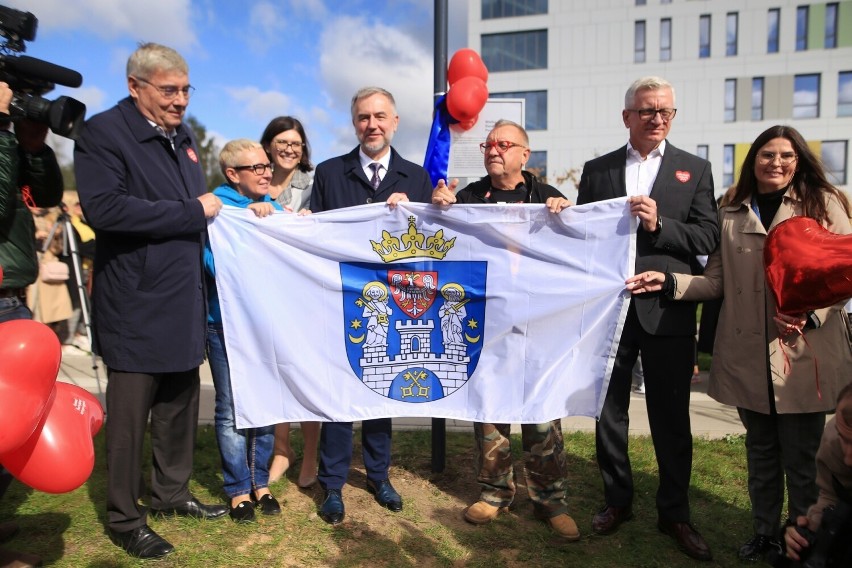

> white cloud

[
  {"left": 318, "top": 15, "right": 433, "bottom": 161},
  {"left": 226, "top": 86, "right": 293, "bottom": 123},
  {"left": 289, "top": 0, "right": 328, "bottom": 19},
  {"left": 69, "top": 85, "right": 109, "bottom": 115},
  {"left": 8, "top": 0, "right": 199, "bottom": 49},
  {"left": 246, "top": 2, "right": 287, "bottom": 53}
]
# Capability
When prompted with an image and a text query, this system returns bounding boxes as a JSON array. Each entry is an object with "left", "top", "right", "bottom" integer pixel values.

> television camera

[{"left": 0, "top": 4, "right": 86, "bottom": 139}]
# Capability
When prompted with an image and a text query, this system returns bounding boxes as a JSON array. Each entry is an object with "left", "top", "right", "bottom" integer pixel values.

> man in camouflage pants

[{"left": 432, "top": 120, "right": 578, "bottom": 541}]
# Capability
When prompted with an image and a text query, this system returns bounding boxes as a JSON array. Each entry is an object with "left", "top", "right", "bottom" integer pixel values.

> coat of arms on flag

[{"left": 340, "top": 216, "right": 487, "bottom": 402}]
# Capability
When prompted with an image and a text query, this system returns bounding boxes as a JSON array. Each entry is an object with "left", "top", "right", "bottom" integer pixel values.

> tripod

[{"left": 42, "top": 203, "right": 101, "bottom": 392}]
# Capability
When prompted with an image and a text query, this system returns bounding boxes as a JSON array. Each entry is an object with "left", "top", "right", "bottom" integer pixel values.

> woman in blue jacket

[{"left": 204, "top": 139, "right": 283, "bottom": 523}]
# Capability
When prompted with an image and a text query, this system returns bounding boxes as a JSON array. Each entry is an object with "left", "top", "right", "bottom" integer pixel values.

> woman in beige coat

[{"left": 627, "top": 125, "right": 852, "bottom": 563}]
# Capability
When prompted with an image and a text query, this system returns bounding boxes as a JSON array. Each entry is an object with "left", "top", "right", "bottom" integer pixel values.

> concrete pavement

[{"left": 57, "top": 347, "right": 745, "bottom": 439}]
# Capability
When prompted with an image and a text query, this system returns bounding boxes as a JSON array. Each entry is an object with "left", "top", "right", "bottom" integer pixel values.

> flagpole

[{"left": 431, "top": 0, "right": 448, "bottom": 474}]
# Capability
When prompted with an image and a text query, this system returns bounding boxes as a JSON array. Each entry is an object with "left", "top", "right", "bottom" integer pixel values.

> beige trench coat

[{"left": 673, "top": 190, "right": 852, "bottom": 414}]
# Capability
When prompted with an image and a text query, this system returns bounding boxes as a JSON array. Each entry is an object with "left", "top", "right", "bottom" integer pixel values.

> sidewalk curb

[{"left": 57, "top": 351, "right": 745, "bottom": 438}]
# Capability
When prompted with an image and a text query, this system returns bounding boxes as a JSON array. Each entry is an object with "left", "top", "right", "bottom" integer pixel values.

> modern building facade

[{"left": 468, "top": 0, "right": 852, "bottom": 200}]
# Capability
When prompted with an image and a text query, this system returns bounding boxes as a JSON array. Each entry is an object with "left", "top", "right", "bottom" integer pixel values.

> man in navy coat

[
  {"left": 310, "top": 86, "right": 432, "bottom": 525},
  {"left": 74, "top": 43, "right": 225, "bottom": 560},
  {"left": 577, "top": 76, "right": 718, "bottom": 561}
]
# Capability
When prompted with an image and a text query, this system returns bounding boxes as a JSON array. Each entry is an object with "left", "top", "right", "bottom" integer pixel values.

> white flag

[{"left": 207, "top": 198, "right": 634, "bottom": 428}]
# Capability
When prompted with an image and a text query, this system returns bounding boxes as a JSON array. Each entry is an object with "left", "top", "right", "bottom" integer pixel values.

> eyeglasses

[
  {"left": 134, "top": 76, "right": 195, "bottom": 100},
  {"left": 272, "top": 140, "right": 304, "bottom": 151},
  {"left": 479, "top": 140, "right": 527, "bottom": 154},
  {"left": 233, "top": 163, "right": 273, "bottom": 175},
  {"left": 627, "top": 108, "right": 677, "bottom": 121},
  {"left": 756, "top": 151, "right": 797, "bottom": 166}
]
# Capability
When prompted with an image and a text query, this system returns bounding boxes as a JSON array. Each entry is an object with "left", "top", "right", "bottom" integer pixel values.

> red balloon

[
  {"left": 0, "top": 319, "right": 61, "bottom": 454},
  {"left": 446, "top": 77, "right": 489, "bottom": 123},
  {"left": 0, "top": 382, "right": 104, "bottom": 493},
  {"left": 447, "top": 48, "right": 488, "bottom": 86},
  {"left": 450, "top": 115, "right": 479, "bottom": 132},
  {"left": 764, "top": 216, "right": 852, "bottom": 315}
]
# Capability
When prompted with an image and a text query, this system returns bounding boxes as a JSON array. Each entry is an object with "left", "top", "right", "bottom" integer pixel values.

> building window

[
  {"left": 482, "top": 30, "right": 548, "bottom": 71},
  {"left": 793, "top": 74, "right": 820, "bottom": 118},
  {"left": 526, "top": 151, "right": 547, "bottom": 180},
  {"left": 660, "top": 18, "right": 672, "bottom": 61},
  {"left": 490, "top": 90, "right": 548, "bottom": 130},
  {"left": 699, "top": 14, "right": 711, "bottom": 58},
  {"left": 634, "top": 21, "right": 646, "bottom": 63},
  {"left": 767, "top": 8, "right": 780, "bottom": 53},
  {"left": 839, "top": 71, "right": 852, "bottom": 117},
  {"left": 724, "top": 79, "right": 736, "bottom": 122},
  {"left": 482, "top": 0, "right": 548, "bottom": 20},
  {"left": 796, "top": 6, "right": 809, "bottom": 51},
  {"left": 635, "top": 0, "right": 646, "bottom": 5},
  {"left": 822, "top": 141, "right": 848, "bottom": 185},
  {"left": 825, "top": 3, "right": 838, "bottom": 49},
  {"left": 752, "top": 77, "right": 764, "bottom": 121},
  {"left": 723, "top": 145, "right": 735, "bottom": 187},
  {"left": 726, "top": 12, "right": 738, "bottom": 56},
  {"left": 696, "top": 145, "right": 709, "bottom": 161}
]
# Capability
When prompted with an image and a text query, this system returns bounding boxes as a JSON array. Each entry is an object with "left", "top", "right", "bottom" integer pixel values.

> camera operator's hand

[
  {"left": 15, "top": 119, "right": 49, "bottom": 154},
  {"left": 0, "top": 82, "right": 12, "bottom": 119},
  {"left": 784, "top": 515, "right": 812, "bottom": 561}
]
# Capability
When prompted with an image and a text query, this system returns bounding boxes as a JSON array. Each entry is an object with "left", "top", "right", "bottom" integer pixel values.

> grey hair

[
  {"left": 624, "top": 76, "right": 676, "bottom": 108},
  {"left": 350, "top": 87, "right": 396, "bottom": 120},
  {"left": 492, "top": 119, "right": 529, "bottom": 146},
  {"left": 127, "top": 42, "right": 188, "bottom": 79}
]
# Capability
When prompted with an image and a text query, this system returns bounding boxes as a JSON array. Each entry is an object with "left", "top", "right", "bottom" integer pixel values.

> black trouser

[
  {"left": 105, "top": 368, "right": 200, "bottom": 532},
  {"left": 595, "top": 302, "right": 696, "bottom": 522}
]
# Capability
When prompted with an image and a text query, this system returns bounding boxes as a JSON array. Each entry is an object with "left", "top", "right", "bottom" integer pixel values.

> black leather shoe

[
  {"left": 366, "top": 479, "right": 403, "bottom": 512},
  {"left": 319, "top": 488, "right": 345, "bottom": 525},
  {"left": 591, "top": 504, "right": 633, "bottom": 534},
  {"left": 151, "top": 497, "right": 228, "bottom": 520},
  {"left": 108, "top": 525, "right": 174, "bottom": 559},
  {"left": 255, "top": 494, "right": 281, "bottom": 516},
  {"left": 738, "top": 533, "right": 782, "bottom": 562},
  {"left": 658, "top": 520, "right": 713, "bottom": 561},
  {"left": 229, "top": 501, "right": 256, "bottom": 524}
]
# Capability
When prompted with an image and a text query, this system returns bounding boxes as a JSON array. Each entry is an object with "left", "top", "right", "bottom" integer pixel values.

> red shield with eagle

[{"left": 387, "top": 270, "right": 437, "bottom": 318}]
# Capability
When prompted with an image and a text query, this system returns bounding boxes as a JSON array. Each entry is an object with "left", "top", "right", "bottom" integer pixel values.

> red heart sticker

[
  {"left": 186, "top": 148, "right": 199, "bottom": 163},
  {"left": 675, "top": 170, "right": 691, "bottom": 183}
]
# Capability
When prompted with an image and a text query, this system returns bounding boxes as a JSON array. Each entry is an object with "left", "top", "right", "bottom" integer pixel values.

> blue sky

[{"left": 7, "top": 0, "right": 468, "bottom": 166}]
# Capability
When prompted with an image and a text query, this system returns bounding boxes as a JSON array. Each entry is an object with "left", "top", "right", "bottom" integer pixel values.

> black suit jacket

[
  {"left": 577, "top": 142, "right": 718, "bottom": 336},
  {"left": 310, "top": 146, "right": 433, "bottom": 212}
]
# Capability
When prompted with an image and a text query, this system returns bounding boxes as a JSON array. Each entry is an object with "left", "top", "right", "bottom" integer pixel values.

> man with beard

[{"left": 309, "top": 86, "right": 432, "bottom": 525}]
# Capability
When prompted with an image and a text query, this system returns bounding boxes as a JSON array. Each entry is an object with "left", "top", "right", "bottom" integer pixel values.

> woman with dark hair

[
  {"left": 259, "top": 116, "right": 319, "bottom": 488},
  {"left": 260, "top": 116, "right": 314, "bottom": 212},
  {"left": 626, "top": 125, "right": 852, "bottom": 563}
]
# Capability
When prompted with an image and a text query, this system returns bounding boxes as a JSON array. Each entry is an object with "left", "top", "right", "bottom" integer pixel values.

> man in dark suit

[
  {"left": 577, "top": 76, "right": 718, "bottom": 561},
  {"left": 310, "top": 86, "right": 432, "bottom": 525},
  {"left": 75, "top": 43, "right": 226, "bottom": 560}
]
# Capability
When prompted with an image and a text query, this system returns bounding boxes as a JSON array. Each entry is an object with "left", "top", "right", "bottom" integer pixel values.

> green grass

[{"left": 1, "top": 427, "right": 755, "bottom": 567}]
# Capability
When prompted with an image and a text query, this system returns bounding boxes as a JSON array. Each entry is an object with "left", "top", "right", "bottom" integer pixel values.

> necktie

[{"left": 369, "top": 162, "right": 381, "bottom": 190}]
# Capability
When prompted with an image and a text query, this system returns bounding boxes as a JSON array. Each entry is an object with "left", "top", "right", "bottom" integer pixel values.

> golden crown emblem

[{"left": 371, "top": 216, "right": 456, "bottom": 262}]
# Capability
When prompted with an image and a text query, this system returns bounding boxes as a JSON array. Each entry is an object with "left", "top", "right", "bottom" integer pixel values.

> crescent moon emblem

[
  {"left": 349, "top": 333, "right": 365, "bottom": 344},
  {"left": 465, "top": 333, "right": 480, "bottom": 343}
]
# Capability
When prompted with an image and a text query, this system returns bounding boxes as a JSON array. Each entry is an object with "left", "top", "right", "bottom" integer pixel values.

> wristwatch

[{"left": 652, "top": 216, "right": 662, "bottom": 235}]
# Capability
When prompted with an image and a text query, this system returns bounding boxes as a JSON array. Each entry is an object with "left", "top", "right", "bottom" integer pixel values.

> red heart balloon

[
  {"left": 0, "top": 382, "right": 104, "bottom": 494},
  {"left": 446, "top": 77, "right": 489, "bottom": 123},
  {"left": 764, "top": 216, "right": 852, "bottom": 315},
  {"left": 447, "top": 48, "right": 488, "bottom": 86},
  {"left": 0, "top": 319, "right": 61, "bottom": 454}
]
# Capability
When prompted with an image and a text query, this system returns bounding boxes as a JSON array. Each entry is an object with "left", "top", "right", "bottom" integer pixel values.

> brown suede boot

[{"left": 463, "top": 501, "right": 507, "bottom": 525}]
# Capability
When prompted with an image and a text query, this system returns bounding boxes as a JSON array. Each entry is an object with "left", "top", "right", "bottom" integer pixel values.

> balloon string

[{"left": 777, "top": 328, "right": 821, "bottom": 400}]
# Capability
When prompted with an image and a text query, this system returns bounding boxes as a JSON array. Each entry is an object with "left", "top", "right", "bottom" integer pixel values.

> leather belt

[{"left": 0, "top": 287, "right": 26, "bottom": 299}]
